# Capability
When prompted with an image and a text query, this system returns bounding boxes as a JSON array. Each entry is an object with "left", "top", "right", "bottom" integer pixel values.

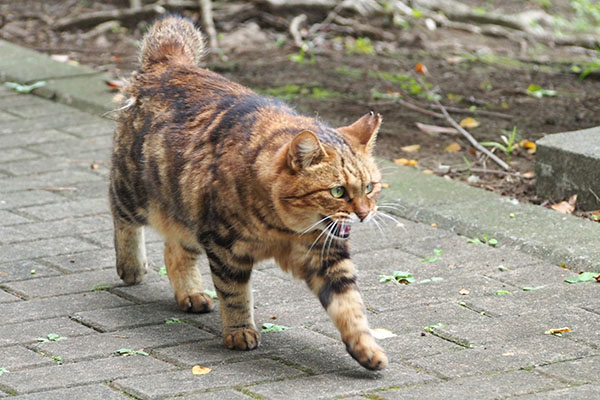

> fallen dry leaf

[
  {"left": 51, "top": 54, "right": 70, "bottom": 63},
  {"left": 520, "top": 140, "right": 536, "bottom": 154},
  {"left": 522, "top": 171, "right": 535, "bottom": 179},
  {"left": 550, "top": 194, "right": 577, "bottom": 214},
  {"left": 544, "top": 327, "right": 571, "bottom": 335},
  {"left": 370, "top": 328, "right": 397, "bottom": 339},
  {"left": 394, "top": 158, "right": 418, "bottom": 166},
  {"left": 105, "top": 79, "right": 126, "bottom": 90},
  {"left": 459, "top": 117, "right": 480, "bottom": 129},
  {"left": 423, "top": 169, "right": 434, "bottom": 175},
  {"left": 381, "top": 182, "right": 390, "bottom": 188},
  {"left": 415, "top": 122, "right": 458, "bottom": 136},
  {"left": 401, "top": 144, "right": 421, "bottom": 153},
  {"left": 445, "top": 56, "right": 464, "bottom": 64},
  {"left": 90, "top": 163, "right": 100, "bottom": 170},
  {"left": 192, "top": 365, "right": 211, "bottom": 375},
  {"left": 431, "top": 223, "right": 438, "bottom": 228},
  {"left": 444, "top": 142, "right": 462, "bottom": 152},
  {"left": 415, "top": 63, "right": 428, "bottom": 75},
  {"left": 458, "top": 288, "right": 470, "bottom": 295}
]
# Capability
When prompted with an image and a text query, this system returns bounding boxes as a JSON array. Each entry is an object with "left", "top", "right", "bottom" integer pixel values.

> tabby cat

[{"left": 109, "top": 15, "right": 387, "bottom": 370}]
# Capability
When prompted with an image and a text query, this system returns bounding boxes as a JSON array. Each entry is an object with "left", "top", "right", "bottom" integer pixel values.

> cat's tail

[{"left": 139, "top": 15, "right": 205, "bottom": 68}]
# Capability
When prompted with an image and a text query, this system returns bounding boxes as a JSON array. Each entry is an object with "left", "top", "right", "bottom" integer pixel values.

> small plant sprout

[
  {"left": 165, "top": 317, "right": 182, "bottom": 325},
  {"left": 4, "top": 81, "right": 46, "bottom": 94},
  {"left": 493, "top": 290, "right": 511, "bottom": 296},
  {"left": 92, "top": 282, "right": 110, "bottom": 292},
  {"left": 564, "top": 271, "right": 600, "bottom": 283},
  {"left": 116, "top": 348, "right": 149, "bottom": 356},
  {"left": 526, "top": 84, "right": 557, "bottom": 98},
  {"left": 204, "top": 289, "right": 218, "bottom": 299},
  {"left": 422, "top": 249, "right": 443, "bottom": 263},
  {"left": 0, "top": 368, "right": 8, "bottom": 376},
  {"left": 37, "top": 334, "right": 67, "bottom": 343},
  {"left": 159, "top": 266, "right": 167, "bottom": 275},
  {"left": 424, "top": 323, "right": 445, "bottom": 333},
  {"left": 261, "top": 323, "right": 289, "bottom": 333},
  {"left": 467, "top": 234, "right": 498, "bottom": 247},
  {"left": 379, "top": 271, "right": 416, "bottom": 284},
  {"left": 51, "top": 356, "right": 63, "bottom": 364},
  {"left": 480, "top": 126, "right": 520, "bottom": 164}
]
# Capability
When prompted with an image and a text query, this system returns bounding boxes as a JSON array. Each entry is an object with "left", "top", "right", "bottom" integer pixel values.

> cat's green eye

[
  {"left": 365, "top": 182, "right": 374, "bottom": 194},
  {"left": 330, "top": 186, "right": 345, "bottom": 198}
]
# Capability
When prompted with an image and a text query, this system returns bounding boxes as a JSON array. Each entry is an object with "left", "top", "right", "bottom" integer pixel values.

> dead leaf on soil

[
  {"left": 522, "top": 171, "right": 535, "bottom": 179},
  {"left": 192, "top": 365, "right": 211, "bottom": 375},
  {"left": 394, "top": 158, "right": 418, "bottom": 166},
  {"left": 458, "top": 288, "right": 470, "bottom": 295},
  {"left": 520, "top": 140, "right": 537, "bottom": 154},
  {"left": 459, "top": 117, "right": 480, "bottom": 129},
  {"left": 550, "top": 194, "right": 577, "bottom": 214},
  {"left": 401, "top": 144, "right": 421, "bottom": 153},
  {"left": 444, "top": 142, "right": 461, "bottom": 152},
  {"left": 423, "top": 169, "right": 434, "bottom": 175},
  {"left": 544, "top": 327, "right": 571, "bottom": 336},
  {"left": 105, "top": 79, "right": 126, "bottom": 90},
  {"left": 90, "top": 163, "right": 100, "bottom": 170},
  {"left": 415, "top": 63, "right": 428, "bottom": 75},
  {"left": 370, "top": 328, "right": 397, "bottom": 339},
  {"left": 415, "top": 122, "right": 458, "bottom": 136}
]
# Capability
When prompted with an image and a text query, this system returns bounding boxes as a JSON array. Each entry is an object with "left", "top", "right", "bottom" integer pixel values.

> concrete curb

[
  {"left": 1, "top": 39, "right": 598, "bottom": 271},
  {"left": 380, "top": 160, "right": 600, "bottom": 271}
]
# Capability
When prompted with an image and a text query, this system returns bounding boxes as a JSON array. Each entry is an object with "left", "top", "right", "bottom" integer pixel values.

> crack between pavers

[{"left": 18, "top": 71, "right": 108, "bottom": 85}]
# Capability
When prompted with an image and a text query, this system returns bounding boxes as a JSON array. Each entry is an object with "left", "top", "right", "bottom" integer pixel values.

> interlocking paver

[
  {"left": 0, "top": 170, "right": 103, "bottom": 193},
  {"left": 0, "top": 317, "right": 96, "bottom": 347},
  {"left": 0, "top": 190, "right": 64, "bottom": 210},
  {"left": 0, "top": 290, "right": 20, "bottom": 303},
  {"left": 0, "top": 236, "right": 99, "bottom": 263},
  {"left": 0, "top": 129, "right": 74, "bottom": 149},
  {"left": 0, "top": 210, "right": 32, "bottom": 226},
  {"left": 41, "top": 248, "right": 115, "bottom": 272},
  {"left": 17, "top": 198, "right": 108, "bottom": 221},
  {"left": 0, "top": 260, "right": 61, "bottom": 283},
  {"left": 538, "top": 355, "right": 600, "bottom": 384},
  {"left": 8, "top": 384, "right": 132, "bottom": 400},
  {"left": 0, "top": 215, "right": 112, "bottom": 244},
  {"left": 512, "top": 384, "right": 600, "bottom": 399},
  {"left": 0, "top": 292, "right": 131, "bottom": 325},
  {"left": 0, "top": 354, "right": 174, "bottom": 394},
  {"left": 178, "top": 390, "right": 253, "bottom": 400},
  {"left": 113, "top": 359, "right": 306, "bottom": 399},
  {"left": 0, "top": 346, "right": 53, "bottom": 370},
  {"left": 0, "top": 148, "right": 40, "bottom": 164}
]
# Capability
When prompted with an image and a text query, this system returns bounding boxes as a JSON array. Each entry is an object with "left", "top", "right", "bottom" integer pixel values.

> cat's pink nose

[{"left": 355, "top": 208, "right": 369, "bottom": 221}]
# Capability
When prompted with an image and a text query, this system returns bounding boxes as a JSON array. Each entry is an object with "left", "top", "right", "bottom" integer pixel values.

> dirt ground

[{"left": 2, "top": 0, "right": 600, "bottom": 216}]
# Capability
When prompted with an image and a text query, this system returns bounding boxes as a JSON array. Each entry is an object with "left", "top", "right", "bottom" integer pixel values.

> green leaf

[
  {"left": 522, "top": 286, "right": 545, "bottom": 291},
  {"left": 116, "top": 348, "right": 148, "bottom": 356},
  {"left": 51, "top": 356, "right": 63, "bottom": 364},
  {"left": 165, "top": 317, "right": 181, "bottom": 325},
  {"left": 526, "top": 84, "right": 557, "bottom": 98},
  {"left": 424, "top": 323, "right": 445, "bottom": 333},
  {"left": 0, "top": 368, "right": 8, "bottom": 376},
  {"left": 159, "top": 266, "right": 167, "bottom": 276},
  {"left": 117, "top": 348, "right": 134, "bottom": 355},
  {"left": 38, "top": 333, "right": 67, "bottom": 343},
  {"left": 92, "top": 282, "right": 110, "bottom": 292},
  {"left": 564, "top": 271, "right": 600, "bottom": 284},
  {"left": 493, "top": 290, "right": 511, "bottom": 296},
  {"left": 488, "top": 238, "right": 498, "bottom": 247},
  {"left": 204, "top": 289, "right": 218, "bottom": 299},
  {"left": 4, "top": 81, "right": 46, "bottom": 94},
  {"left": 380, "top": 271, "right": 415, "bottom": 284},
  {"left": 261, "top": 323, "right": 289, "bottom": 333}
]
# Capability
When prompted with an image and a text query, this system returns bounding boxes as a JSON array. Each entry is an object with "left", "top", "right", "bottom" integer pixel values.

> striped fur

[{"left": 109, "top": 16, "right": 387, "bottom": 370}]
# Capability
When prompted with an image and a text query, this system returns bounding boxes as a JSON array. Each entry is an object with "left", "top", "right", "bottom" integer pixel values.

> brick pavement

[{"left": 0, "top": 82, "right": 599, "bottom": 399}]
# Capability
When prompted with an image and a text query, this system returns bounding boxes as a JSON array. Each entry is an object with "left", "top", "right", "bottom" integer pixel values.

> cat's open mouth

[{"left": 332, "top": 223, "right": 351, "bottom": 239}]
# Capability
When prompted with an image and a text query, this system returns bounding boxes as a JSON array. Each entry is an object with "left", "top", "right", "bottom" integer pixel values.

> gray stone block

[
  {"left": 0, "top": 354, "right": 173, "bottom": 394},
  {"left": 0, "top": 237, "right": 99, "bottom": 263},
  {"left": 41, "top": 248, "right": 115, "bottom": 272},
  {"left": 0, "top": 291, "right": 131, "bottom": 325},
  {"left": 0, "top": 170, "right": 103, "bottom": 193},
  {"left": 8, "top": 384, "right": 132, "bottom": 400},
  {"left": 4, "top": 102, "right": 84, "bottom": 119},
  {"left": 17, "top": 198, "right": 108, "bottom": 222},
  {"left": 536, "top": 126, "right": 600, "bottom": 210},
  {"left": 60, "top": 121, "right": 115, "bottom": 138},
  {"left": 378, "top": 370, "right": 562, "bottom": 400},
  {"left": 0, "top": 113, "right": 102, "bottom": 135},
  {"left": 0, "top": 129, "right": 74, "bottom": 149},
  {"left": 27, "top": 135, "right": 112, "bottom": 157},
  {"left": 538, "top": 355, "right": 600, "bottom": 384},
  {"left": 0, "top": 290, "right": 20, "bottom": 303},
  {"left": 246, "top": 363, "right": 438, "bottom": 400},
  {"left": 2, "top": 152, "right": 108, "bottom": 177},
  {"left": 0, "top": 346, "right": 53, "bottom": 370},
  {"left": 0, "top": 210, "right": 33, "bottom": 226},
  {"left": 0, "top": 148, "right": 40, "bottom": 164},
  {"left": 113, "top": 359, "right": 306, "bottom": 399},
  {"left": 0, "top": 215, "right": 113, "bottom": 244},
  {"left": 34, "top": 323, "right": 214, "bottom": 362},
  {"left": 0, "top": 190, "right": 63, "bottom": 211},
  {"left": 513, "top": 383, "right": 600, "bottom": 399},
  {"left": 0, "top": 317, "right": 95, "bottom": 347},
  {"left": 178, "top": 390, "right": 253, "bottom": 400},
  {"left": 0, "top": 260, "right": 60, "bottom": 284}
]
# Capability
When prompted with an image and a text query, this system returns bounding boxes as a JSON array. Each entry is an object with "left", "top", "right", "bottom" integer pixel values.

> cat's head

[{"left": 273, "top": 112, "right": 382, "bottom": 240}]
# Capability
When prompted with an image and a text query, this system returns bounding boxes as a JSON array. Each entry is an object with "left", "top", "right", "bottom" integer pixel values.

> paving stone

[
  {"left": 0, "top": 236, "right": 99, "bottom": 263},
  {"left": 485, "top": 262, "right": 576, "bottom": 289},
  {"left": 8, "top": 384, "right": 132, "bottom": 400},
  {"left": 0, "top": 129, "right": 73, "bottom": 148},
  {"left": 513, "top": 383, "right": 600, "bottom": 399},
  {"left": 0, "top": 170, "right": 103, "bottom": 193},
  {"left": 0, "top": 260, "right": 61, "bottom": 283},
  {"left": 247, "top": 363, "right": 438, "bottom": 400},
  {"left": 0, "top": 148, "right": 40, "bottom": 164},
  {"left": 4, "top": 269, "right": 124, "bottom": 298},
  {"left": 376, "top": 331, "right": 463, "bottom": 362},
  {"left": 42, "top": 248, "right": 115, "bottom": 272},
  {"left": 0, "top": 346, "right": 53, "bottom": 370},
  {"left": 58, "top": 180, "right": 110, "bottom": 200},
  {"left": 0, "top": 292, "right": 132, "bottom": 325},
  {"left": 5, "top": 102, "right": 83, "bottom": 119},
  {"left": 377, "top": 370, "right": 563, "bottom": 400},
  {"left": 0, "top": 113, "right": 103, "bottom": 135},
  {"left": 178, "top": 389, "right": 253, "bottom": 400},
  {"left": 2, "top": 152, "right": 109, "bottom": 177},
  {"left": 0, "top": 354, "right": 174, "bottom": 394},
  {"left": 405, "top": 336, "right": 596, "bottom": 379},
  {"left": 18, "top": 198, "right": 109, "bottom": 221},
  {"left": 34, "top": 323, "right": 214, "bottom": 362},
  {"left": 60, "top": 121, "right": 115, "bottom": 138},
  {"left": 0, "top": 317, "right": 95, "bottom": 347},
  {"left": 0, "top": 215, "right": 113, "bottom": 244},
  {"left": 0, "top": 190, "right": 64, "bottom": 210},
  {"left": 0, "top": 210, "right": 33, "bottom": 226},
  {"left": 113, "top": 359, "right": 306, "bottom": 399},
  {"left": 538, "top": 355, "right": 600, "bottom": 384},
  {"left": 0, "top": 110, "right": 20, "bottom": 122},
  {"left": 27, "top": 135, "right": 112, "bottom": 157},
  {"left": 0, "top": 289, "right": 20, "bottom": 303}
]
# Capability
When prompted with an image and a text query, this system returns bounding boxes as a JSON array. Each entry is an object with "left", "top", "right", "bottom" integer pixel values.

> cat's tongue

[{"left": 336, "top": 224, "right": 351, "bottom": 239}]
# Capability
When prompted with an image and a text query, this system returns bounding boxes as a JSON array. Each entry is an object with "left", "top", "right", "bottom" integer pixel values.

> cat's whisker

[
  {"left": 300, "top": 215, "right": 332, "bottom": 235},
  {"left": 307, "top": 220, "right": 335, "bottom": 256},
  {"left": 321, "top": 220, "right": 338, "bottom": 265},
  {"left": 371, "top": 217, "right": 385, "bottom": 238},
  {"left": 377, "top": 211, "right": 402, "bottom": 225},
  {"left": 377, "top": 205, "right": 405, "bottom": 213}
]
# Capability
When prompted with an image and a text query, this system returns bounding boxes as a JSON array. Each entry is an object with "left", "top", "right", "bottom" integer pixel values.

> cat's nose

[{"left": 355, "top": 208, "right": 369, "bottom": 222}]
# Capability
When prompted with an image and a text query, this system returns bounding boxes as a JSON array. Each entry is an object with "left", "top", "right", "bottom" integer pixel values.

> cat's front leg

[
  {"left": 306, "top": 256, "right": 387, "bottom": 370},
  {"left": 207, "top": 249, "right": 260, "bottom": 350}
]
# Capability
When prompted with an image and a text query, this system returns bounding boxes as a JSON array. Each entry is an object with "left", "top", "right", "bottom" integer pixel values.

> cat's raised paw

[
  {"left": 176, "top": 292, "right": 215, "bottom": 313},
  {"left": 224, "top": 328, "right": 261, "bottom": 350},
  {"left": 345, "top": 335, "right": 388, "bottom": 371},
  {"left": 117, "top": 262, "right": 147, "bottom": 285}
]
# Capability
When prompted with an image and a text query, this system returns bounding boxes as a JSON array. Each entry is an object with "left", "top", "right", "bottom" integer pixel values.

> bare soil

[{"left": 2, "top": 0, "right": 600, "bottom": 217}]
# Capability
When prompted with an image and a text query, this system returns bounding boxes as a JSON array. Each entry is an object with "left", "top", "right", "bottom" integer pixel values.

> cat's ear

[
  {"left": 287, "top": 130, "right": 327, "bottom": 171},
  {"left": 338, "top": 111, "right": 381, "bottom": 155}
]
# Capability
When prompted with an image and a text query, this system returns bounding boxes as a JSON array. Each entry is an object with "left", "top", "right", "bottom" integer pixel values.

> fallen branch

[
  {"left": 369, "top": 98, "right": 445, "bottom": 119},
  {"left": 199, "top": 0, "right": 218, "bottom": 49},
  {"left": 429, "top": 104, "right": 513, "bottom": 120},
  {"left": 289, "top": 14, "right": 307, "bottom": 47},
  {"left": 459, "top": 168, "right": 523, "bottom": 177},
  {"left": 54, "top": 3, "right": 167, "bottom": 30}
]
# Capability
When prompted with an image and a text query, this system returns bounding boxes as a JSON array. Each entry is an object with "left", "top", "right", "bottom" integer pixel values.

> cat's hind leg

[
  {"left": 164, "top": 241, "right": 215, "bottom": 313},
  {"left": 110, "top": 187, "right": 148, "bottom": 285}
]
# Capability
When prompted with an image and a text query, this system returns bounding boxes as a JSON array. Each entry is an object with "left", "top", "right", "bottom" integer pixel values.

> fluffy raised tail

[{"left": 139, "top": 15, "right": 205, "bottom": 68}]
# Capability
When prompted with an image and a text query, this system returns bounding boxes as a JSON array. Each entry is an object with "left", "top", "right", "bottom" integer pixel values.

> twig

[
  {"left": 199, "top": 0, "right": 218, "bottom": 49},
  {"left": 413, "top": 76, "right": 511, "bottom": 171},
  {"left": 54, "top": 2, "right": 167, "bottom": 30},
  {"left": 429, "top": 104, "right": 513, "bottom": 120},
  {"left": 289, "top": 14, "right": 307, "bottom": 48},
  {"left": 459, "top": 168, "right": 522, "bottom": 177},
  {"left": 369, "top": 98, "right": 445, "bottom": 119}
]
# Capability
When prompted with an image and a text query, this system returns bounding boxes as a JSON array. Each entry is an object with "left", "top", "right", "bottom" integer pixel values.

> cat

[{"left": 109, "top": 15, "right": 387, "bottom": 370}]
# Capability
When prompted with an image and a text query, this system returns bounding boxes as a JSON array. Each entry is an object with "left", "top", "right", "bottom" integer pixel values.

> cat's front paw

[
  {"left": 176, "top": 292, "right": 215, "bottom": 313},
  {"left": 345, "top": 333, "right": 388, "bottom": 370},
  {"left": 117, "top": 260, "right": 147, "bottom": 285},
  {"left": 223, "top": 328, "right": 261, "bottom": 350}
]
